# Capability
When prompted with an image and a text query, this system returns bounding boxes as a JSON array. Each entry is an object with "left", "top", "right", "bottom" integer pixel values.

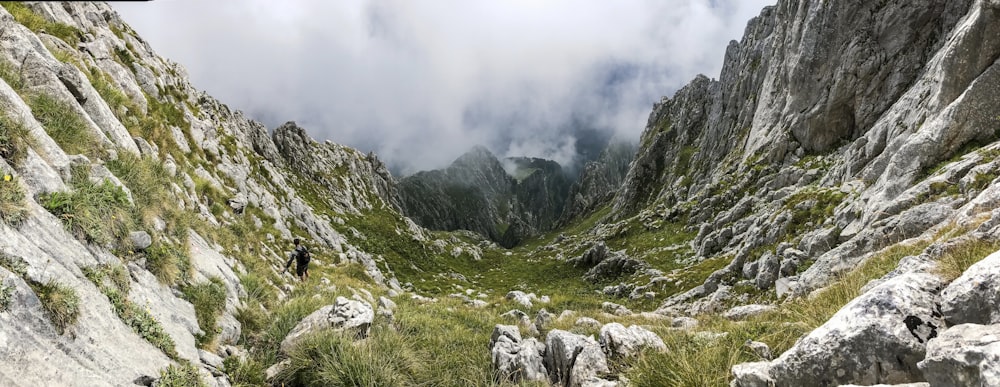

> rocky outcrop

[
  {"left": 544, "top": 329, "right": 614, "bottom": 387},
  {"left": 0, "top": 3, "right": 415, "bottom": 385},
  {"left": 489, "top": 325, "right": 548, "bottom": 383},
  {"left": 398, "top": 146, "right": 514, "bottom": 243},
  {"left": 940, "top": 249, "right": 1000, "bottom": 325},
  {"left": 279, "top": 297, "right": 374, "bottom": 354},
  {"left": 732, "top": 272, "right": 944, "bottom": 386},
  {"left": 918, "top": 323, "right": 1000, "bottom": 387}
]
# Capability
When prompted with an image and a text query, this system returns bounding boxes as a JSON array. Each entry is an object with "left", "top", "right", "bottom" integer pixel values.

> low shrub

[
  {"left": 157, "top": 363, "right": 206, "bottom": 387},
  {"left": 0, "top": 252, "right": 27, "bottom": 276},
  {"left": 222, "top": 356, "right": 267, "bottom": 387},
  {"left": 29, "top": 279, "right": 80, "bottom": 335}
]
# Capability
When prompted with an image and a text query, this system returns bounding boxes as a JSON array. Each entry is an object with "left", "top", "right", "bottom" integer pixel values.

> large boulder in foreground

[
  {"left": 544, "top": 329, "right": 615, "bottom": 387},
  {"left": 940, "top": 249, "right": 1000, "bottom": 325},
  {"left": 489, "top": 325, "right": 547, "bottom": 383},
  {"left": 732, "top": 272, "right": 944, "bottom": 387},
  {"left": 279, "top": 296, "right": 373, "bottom": 354},
  {"left": 918, "top": 323, "right": 1000, "bottom": 387}
]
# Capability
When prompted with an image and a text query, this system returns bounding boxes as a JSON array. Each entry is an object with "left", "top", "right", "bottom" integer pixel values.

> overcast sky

[{"left": 113, "top": 0, "right": 773, "bottom": 175}]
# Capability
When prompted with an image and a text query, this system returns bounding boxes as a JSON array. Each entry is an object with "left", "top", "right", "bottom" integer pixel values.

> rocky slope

[
  {"left": 570, "top": 0, "right": 1000, "bottom": 384},
  {"left": 597, "top": 0, "right": 1000, "bottom": 306}
]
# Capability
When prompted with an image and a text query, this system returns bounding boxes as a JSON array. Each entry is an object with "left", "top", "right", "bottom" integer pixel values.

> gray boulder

[
  {"left": 737, "top": 272, "right": 944, "bottom": 386},
  {"left": 489, "top": 325, "right": 547, "bottom": 383},
  {"left": 544, "top": 329, "right": 613, "bottom": 387},
  {"left": 597, "top": 323, "right": 666, "bottom": 358},
  {"left": 940, "top": 249, "right": 1000, "bottom": 325},
  {"left": 778, "top": 257, "right": 800, "bottom": 277},
  {"left": 723, "top": 304, "right": 777, "bottom": 321},
  {"left": 754, "top": 252, "right": 780, "bottom": 289},
  {"left": 575, "top": 242, "right": 610, "bottom": 267},
  {"left": 730, "top": 361, "right": 773, "bottom": 387},
  {"left": 918, "top": 323, "right": 1000, "bottom": 387},
  {"left": 744, "top": 340, "right": 772, "bottom": 361},
  {"left": 279, "top": 296, "right": 373, "bottom": 354},
  {"left": 742, "top": 259, "right": 760, "bottom": 280},
  {"left": 129, "top": 231, "right": 152, "bottom": 251},
  {"left": 535, "top": 309, "right": 554, "bottom": 331},
  {"left": 671, "top": 317, "right": 699, "bottom": 329}
]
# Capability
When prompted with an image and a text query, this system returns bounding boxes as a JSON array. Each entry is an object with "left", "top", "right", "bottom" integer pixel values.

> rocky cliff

[
  {"left": 581, "top": 0, "right": 1000, "bottom": 384},
  {"left": 602, "top": 0, "right": 1000, "bottom": 303},
  {"left": 398, "top": 146, "right": 575, "bottom": 247}
]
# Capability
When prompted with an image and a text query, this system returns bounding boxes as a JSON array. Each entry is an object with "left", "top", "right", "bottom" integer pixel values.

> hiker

[{"left": 284, "top": 238, "right": 311, "bottom": 282}]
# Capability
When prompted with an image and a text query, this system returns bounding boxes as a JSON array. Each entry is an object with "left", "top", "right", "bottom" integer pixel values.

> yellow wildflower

[{"left": 3, "top": 174, "right": 10, "bottom": 182}]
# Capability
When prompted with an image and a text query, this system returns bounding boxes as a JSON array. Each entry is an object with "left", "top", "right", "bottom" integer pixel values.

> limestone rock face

[
  {"left": 918, "top": 323, "right": 1000, "bottom": 387},
  {"left": 733, "top": 273, "right": 944, "bottom": 387},
  {"left": 940, "top": 249, "right": 1000, "bottom": 325}
]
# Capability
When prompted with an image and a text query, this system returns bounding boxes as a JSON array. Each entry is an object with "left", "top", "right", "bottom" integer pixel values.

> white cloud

[{"left": 114, "top": 0, "right": 774, "bottom": 175}]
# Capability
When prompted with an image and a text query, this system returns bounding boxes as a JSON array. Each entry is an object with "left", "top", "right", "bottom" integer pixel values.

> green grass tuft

[
  {"left": 157, "top": 363, "right": 206, "bottom": 387},
  {"left": 181, "top": 277, "right": 228, "bottom": 348},
  {"left": 0, "top": 174, "right": 31, "bottom": 225},
  {"left": 0, "top": 2, "right": 82, "bottom": 46},
  {"left": 28, "top": 93, "right": 102, "bottom": 158},
  {"left": 0, "top": 114, "right": 35, "bottom": 165},
  {"left": 274, "top": 326, "right": 424, "bottom": 387},
  {"left": 106, "top": 151, "right": 173, "bottom": 223},
  {"left": 935, "top": 238, "right": 1000, "bottom": 281},
  {"left": 29, "top": 279, "right": 80, "bottom": 335},
  {"left": 143, "top": 242, "right": 192, "bottom": 285},
  {"left": 40, "top": 167, "right": 136, "bottom": 247}
]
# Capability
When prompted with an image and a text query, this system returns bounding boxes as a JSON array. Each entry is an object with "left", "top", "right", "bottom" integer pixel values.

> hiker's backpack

[{"left": 297, "top": 246, "right": 311, "bottom": 264}]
